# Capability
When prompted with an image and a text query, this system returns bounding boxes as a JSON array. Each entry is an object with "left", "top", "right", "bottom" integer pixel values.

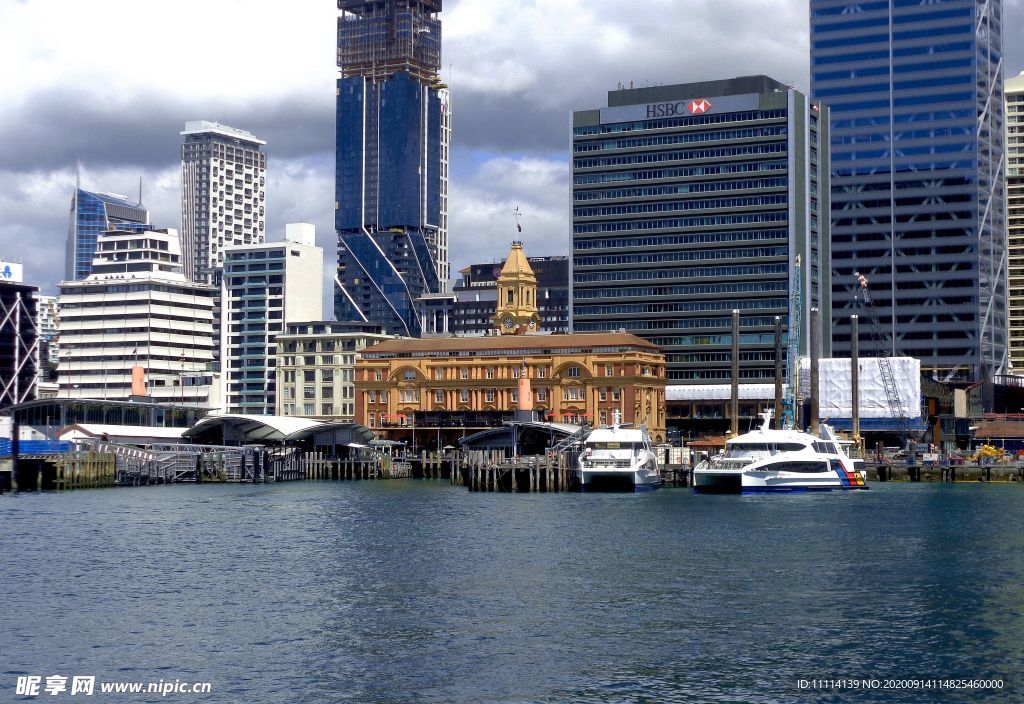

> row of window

[
  {"left": 282, "top": 385, "right": 355, "bottom": 400},
  {"left": 576, "top": 316, "right": 779, "bottom": 332},
  {"left": 575, "top": 211, "right": 788, "bottom": 235},
  {"left": 575, "top": 246, "right": 788, "bottom": 268},
  {"left": 572, "top": 110, "right": 787, "bottom": 137},
  {"left": 282, "top": 403, "right": 344, "bottom": 417},
  {"left": 574, "top": 142, "right": 787, "bottom": 169},
  {"left": 813, "top": 21, "right": 972, "bottom": 51},
  {"left": 812, "top": 40, "right": 973, "bottom": 67},
  {"left": 573, "top": 125, "right": 787, "bottom": 153},
  {"left": 574, "top": 177, "right": 788, "bottom": 202},
  {"left": 813, "top": 56, "right": 974, "bottom": 83},
  {"left": 573, "top": 280, "right": 788, "bottom": 300},
  {"left": 574, "top": 263, "right": 787, "bottom": 283},
  {"left": 573, "top": 159, "right": 788, "bottom": 185},
  {"left": 574, "top": 297, "right": 788, "bottom": 317},
  {"left": 575, "top": 194, "right": 787, "bottom": 219},
  {"left": 573, "top": 229, "right": 787, "bottom": 251}
]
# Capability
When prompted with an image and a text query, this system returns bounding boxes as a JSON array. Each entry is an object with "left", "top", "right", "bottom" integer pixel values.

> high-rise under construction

[{"left": 334, "top": 0, "right": 450, "bottom": 337}]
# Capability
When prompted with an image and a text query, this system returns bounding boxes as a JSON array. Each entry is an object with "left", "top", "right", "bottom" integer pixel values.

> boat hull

[
  {"left": 694, "top": 469, "right": 868, "bottom": 494},
  {"left": 579, "top": 468, "right": 662, "bottom": 492}
]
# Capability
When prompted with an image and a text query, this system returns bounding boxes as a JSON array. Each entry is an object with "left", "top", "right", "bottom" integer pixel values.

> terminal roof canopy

[{"left": 183, "top": 415, "right": 327, "bottom": 444}]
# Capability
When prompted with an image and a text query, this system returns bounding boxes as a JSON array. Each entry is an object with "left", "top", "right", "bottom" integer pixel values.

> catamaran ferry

[
  {"left": 577, "top": 412, "right": 661, "bottom": 491},
  {"left": 693, "top": 411, "right": 867, "bottom": 493}
]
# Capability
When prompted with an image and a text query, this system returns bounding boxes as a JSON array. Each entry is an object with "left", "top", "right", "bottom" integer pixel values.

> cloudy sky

[{"left": 1, "top": 0, "right": 1022, "bottom": 306}]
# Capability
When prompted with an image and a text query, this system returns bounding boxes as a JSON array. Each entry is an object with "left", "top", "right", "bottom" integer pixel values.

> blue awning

[{"left": 826, "top": 417, "right": 929, "bottom": 432}]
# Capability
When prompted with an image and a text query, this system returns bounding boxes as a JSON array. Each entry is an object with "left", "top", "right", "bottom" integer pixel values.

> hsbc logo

[
  {"left": 645, "top": 98, "right": 713, "bottom": 118},
  {"left": 689, "top": 98, "right": 711, "bottom": 114}
]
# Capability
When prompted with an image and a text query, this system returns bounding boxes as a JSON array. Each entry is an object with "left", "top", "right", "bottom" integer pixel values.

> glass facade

[
  {"left": 810, "top": 0, "right": 1007, "bottom": 380},
  {"left": 334, "top": 1, "right": 449, "bottom": 337},
  {"left": 572, "top": 77, "right": 829, "bottom": 383},
  {"left": 65, "top": 189, "right": 149, "bottom": 281}
]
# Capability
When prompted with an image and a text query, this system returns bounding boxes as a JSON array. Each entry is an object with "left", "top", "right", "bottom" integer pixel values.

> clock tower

[{"left": 492, "top": 241, "right": 541, "bottom": 335}]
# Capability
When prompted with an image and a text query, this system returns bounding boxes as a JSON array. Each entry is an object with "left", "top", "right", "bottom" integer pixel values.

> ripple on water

[{"left": 1, "top": 482, "right": 1022, "bottom": 703}]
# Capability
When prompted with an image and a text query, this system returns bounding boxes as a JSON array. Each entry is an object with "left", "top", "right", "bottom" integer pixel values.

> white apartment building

[
  {"left": 57, "top": 228, "right": 216, "bottom": 402},
  {"left": 180, "top": 121, "right": 267, "bottom": 285},
  {"left": 1007, "top": 72, "right": 1024, "bottom": 371},
  {"left": 34, "top": 294, "right": 59, "bottom": 369},
  {"left": 221, "top": 224, "right": 323, "bottom": 414},
  {"left": 274, "top": 321, "right": 390, "bottom": 421}
]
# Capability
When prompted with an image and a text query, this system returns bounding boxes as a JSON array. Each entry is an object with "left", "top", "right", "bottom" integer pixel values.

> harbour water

[{"left": 2, "top": 482, "right": 1022, "bottom": 703}]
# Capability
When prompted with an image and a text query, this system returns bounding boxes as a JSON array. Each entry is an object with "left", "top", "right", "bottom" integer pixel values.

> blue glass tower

[
  {"left": 65, "top": 187, "right": 149, "bottom": 281},
  {"left": 810, "top": 0, "right": 1007, "bottom": 380},
  {"left": 334, "top": 0, "right": 449, "bottom": 337}
]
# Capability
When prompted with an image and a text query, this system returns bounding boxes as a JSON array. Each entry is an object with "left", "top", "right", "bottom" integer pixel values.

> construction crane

[
  {"left": 782, "top": 255, "right": 802, "bottom": 429},
  {"left": 854, "top": 272, "right": 912, "bottom": 446}
]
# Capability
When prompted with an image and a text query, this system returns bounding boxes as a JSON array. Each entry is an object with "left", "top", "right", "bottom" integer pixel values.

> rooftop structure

[{"left": 66, "top": 187, "right": 149, "bottom": 281}]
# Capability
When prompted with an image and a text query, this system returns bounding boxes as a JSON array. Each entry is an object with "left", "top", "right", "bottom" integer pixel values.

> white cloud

[
  {"left": 448, "top": 153, "right": 570, "bottom": 275},
  {"left": 1, "top": 0, "right": 1023, "bottom": 312}
]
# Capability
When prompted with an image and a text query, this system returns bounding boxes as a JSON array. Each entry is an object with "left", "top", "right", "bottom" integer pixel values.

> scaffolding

[
  {"left": 0, "top": 282, "right": 39, "bottom": 410},
  {"left": 337, "top": 0, "right": 442, "bottom": 82}
]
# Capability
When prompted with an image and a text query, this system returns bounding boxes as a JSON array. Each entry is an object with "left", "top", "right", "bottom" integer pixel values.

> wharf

[{"left": 867, "top": 462, "right": 1024, "bottom": 483}]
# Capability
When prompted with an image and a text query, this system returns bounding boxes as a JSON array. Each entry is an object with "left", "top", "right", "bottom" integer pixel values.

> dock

[{"left": 867, "top": 462, "right": 1024, "bottom": 483}]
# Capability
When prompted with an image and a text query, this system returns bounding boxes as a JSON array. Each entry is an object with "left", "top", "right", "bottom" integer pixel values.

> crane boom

[
  {"left": 855, "top": 272, "right": 911, "bottom": 446},
  {"left": 782, "top": 255, "right": 802, "bottom": 429}
]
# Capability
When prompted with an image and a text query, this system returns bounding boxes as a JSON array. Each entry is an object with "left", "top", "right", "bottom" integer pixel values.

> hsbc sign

[
  {"left": 597, "top": 93, "right": 757, "bottom": 125},
  {"left": 645, "top": 98, "right": 712, "bottom": 118}
]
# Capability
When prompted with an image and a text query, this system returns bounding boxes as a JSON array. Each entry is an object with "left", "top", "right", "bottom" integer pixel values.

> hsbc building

[{"left": 571, "top": 75, "right": 831, "bottom": 414}]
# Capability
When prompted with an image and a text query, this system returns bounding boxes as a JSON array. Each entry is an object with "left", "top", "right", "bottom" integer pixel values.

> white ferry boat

[
  {"left": 693, "top": 410, "right": 867, "bottom": 494},
  {"left": 578, "top": 412, "right": 661, "bottom": 491}
]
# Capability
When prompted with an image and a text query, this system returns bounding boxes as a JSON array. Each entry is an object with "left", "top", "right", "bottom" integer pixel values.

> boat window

[
  {"left": 813, "top": 442, "right": 839, "bottom": 454},
  {"left": 765, "top": 461, "right": 829, "bottom": 473},
  {"left": 776, "top": 443, "right": 806, "bottom": 452},
  {"left": 587, "top": 442, "right": 637, "bottom": 451}
]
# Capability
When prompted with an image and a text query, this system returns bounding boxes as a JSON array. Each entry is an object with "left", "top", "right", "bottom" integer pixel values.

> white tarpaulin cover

[
  {"left": 799, "top": 357, "right": 920, "bottom": 419},
  {"left": 666, "top": 384, "right": 777, "bottom": 401}
]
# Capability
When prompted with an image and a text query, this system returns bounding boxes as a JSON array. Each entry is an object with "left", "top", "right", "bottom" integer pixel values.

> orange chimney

[
  {"left": 518, "top": 365, "right": 533, "bottom": 412},
  {"left": 131, "top": 366, "right": 146, "bottom": 396}
]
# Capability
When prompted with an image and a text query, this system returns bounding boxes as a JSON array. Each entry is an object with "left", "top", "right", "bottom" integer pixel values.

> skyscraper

[
  {"left": 180, "top": 121, "right": 267, "bottom": 285},
  {"left": 66, "top": 186, "right": 149, "bottom": 281},
  {"left": 1006, "top": 71, "right": 1024, "bottom": 370},
  {"left": 810, "top": 0, "right": 1007, "bottom": 381},
  {"left": 572, "top": 76, "right": 829, "bottom": 384},
  {"left": 334, "top": 0, "right": 450, "bottom": 337}
]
